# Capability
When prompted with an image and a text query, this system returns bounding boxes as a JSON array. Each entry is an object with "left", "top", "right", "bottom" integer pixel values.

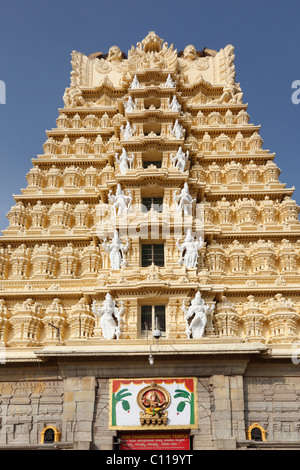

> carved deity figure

[
  {"left": 130, "top": 74, "right": 140, "bottom": 89},
  {"left": 142, "top": 390, "right": 167, "bottom": 414},
  {"left": 103, "top": 230, "right": 129, "bottom": 269},
  {"left": 164, "top": 73, "right": 176, "bottom": 88},
  {"left": 217, "top": 80, "right": 243, "bottom": 104},
  {"left": 107, "top": 45, "right": 123, "bottom": 65},
  {"left": 173, "top": 183, "right": 195, "bottom": 215},
  {"left": 124, "top": 96, "right": 137, "bottom": 113},
  {"left": 63, "top": 71, "right": 87, "bottom": 108},
  {"left": 177, "top": 229, "right": 203, "bottom": 268},
  {"left": 21, "top": 298, "right": 42, "bottom": 315},
  {"left": 120, "top": 121, "right": 136, "bottom": 141},
  {"left": 171, "top": 146, "right": 189, "bottom": 173},
  {"left": 92, "top": 293, "right": 124, "bottom": 340},
  {"left": 182, "top": 291, "right": 214, "bottom": 339},
  {"left": 114, "top": 148, "right": 135, "bottom": 174},
  {"left": 169, "top": 119, "right": 185, "bottom": 140},
  {"left": 108, "top": 183, "right": 132, "bottom": 217},
  {"left": 168, "top": 95, "right": 181, "bottom": 112}
]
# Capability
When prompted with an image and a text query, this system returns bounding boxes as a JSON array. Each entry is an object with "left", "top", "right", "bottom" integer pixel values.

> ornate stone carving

[
  {"left": 177, "top": 229, "right": 203, "bottom": 268},
  {"left": 108, "top": 184, "right": 132, "bottom": 217},
  {"left": 102, "top": 230, "right": 129, "bottom": 269},
  {"left": 182, "top": 291, "right": 214, "bottom": 338},
  {"left": 171, "top": 146, "right": 189, "bottom": 173},
  {"left": 169, "top": 119, "right": 185, "bottom": 139},
  {"left": 114, "top": 148, "right": 135, "bottom": 174},
  {"left": 173, "top": 183, "right": 195, "bottom": 215},
  {"left": 68, "top": 298, "right": 94, "bottom": 339},
  {"left": 92, "top": 293, "right": 124, "bottom": 340},
  {"left": 120, "top": 121, "right": 136, "bottom": 141},
  {"left": 10, "top": 299, "right": 43, "bottom": 346}
]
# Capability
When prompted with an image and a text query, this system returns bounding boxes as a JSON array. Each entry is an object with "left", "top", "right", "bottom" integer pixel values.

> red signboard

[{"left": 119, "top": 432, "right": 190, "bottom": 450}]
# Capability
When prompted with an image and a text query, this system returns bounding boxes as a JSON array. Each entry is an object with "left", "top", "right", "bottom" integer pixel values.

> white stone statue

[
  {"left": 177, "top": 229, "right": 203, "bottom": 268},
  {"left": 120, "top": 121, "right": 136, "bottom": 141},
  {"left": 108, "top": 183, "right": 132, "bottom": 217},
  {"left": 168, "top": 95, "right": 181, "bottom": 113},
  {"left": 164, "top": 73, "right": 176, "bottom": 88},
  {"left": 173, "top": 183, "right": 196, "bottom": 215},
  {"left": 103, "top": 230, "right": 129, "bottom": 269},
  {"left": 169, "top": 119, "right": 185, "bottom": 139},
  {"left": 92, "top": 293, "right": 124, "bottom": 340},
  {"left": 182, "top": 291, "right": 214, "bottom": 339},
  {"left": 171, "top": 146, "right": 189, "bottom": 172},
  {"left": 130, "top": 74, "right": 140, "bottom": 89},
  {"left": 124, "top": 96, "right": 137, "bottom": 113},
  {"left": 115, "top": 148, "right": 135, "bottom": 174}
]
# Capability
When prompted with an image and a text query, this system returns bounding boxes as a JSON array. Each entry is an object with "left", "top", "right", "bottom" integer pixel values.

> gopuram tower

[{"left": 0, "top": 32, "right": 300, "bottom": 450}]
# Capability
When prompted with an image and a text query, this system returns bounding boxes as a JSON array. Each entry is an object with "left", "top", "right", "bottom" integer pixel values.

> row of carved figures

[
  {"left": 4, "top": 194, "right": 299, "bottom": 234},
  {"left": 0, "top": 292, "right": 298, "bottom": 345},
  {"left": 1, "top": 236, "right": 300, "bottom": 279},
  {"left": 56, "top": 108, "right": 250, "bottom": 136},
  {"left": 25, "top": 159, "right": 282, "bottom": 191},
  {"left": 42, "top": 129, "right": 263, "bottom": 156},
  {"left": 55, "top": 108, "right": 251, "bottom": 135},
  {"left": 192, "top": 160, "right": 282, "bottom": 185}
]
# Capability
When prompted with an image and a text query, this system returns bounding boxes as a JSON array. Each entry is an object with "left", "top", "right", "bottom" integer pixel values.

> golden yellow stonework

[{"left": 0, "top": 31, "right": 299, "bottom": 363}]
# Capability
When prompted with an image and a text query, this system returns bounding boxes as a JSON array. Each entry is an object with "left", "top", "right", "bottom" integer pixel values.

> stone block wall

[
  {"left": 0, "top": 361, "right": 299, "bottom": 449},
  {"left": 244, "top": 375, "right": 300, "bottom": 442}
]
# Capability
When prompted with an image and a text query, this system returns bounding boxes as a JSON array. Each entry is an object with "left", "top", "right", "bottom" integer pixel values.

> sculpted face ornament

[
  {"left": 183, "top": 44, "right": 197, "bottom": 62},
  {"left": 141, "top": 31, "right": 164, "bottom": 53},
  {"left": 107, "top": 46, "right": 123, "bottom": 63}
]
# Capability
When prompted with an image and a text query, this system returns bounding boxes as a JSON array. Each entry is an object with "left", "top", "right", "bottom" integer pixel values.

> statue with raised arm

[
  {"left": 120, "top": 121, "right": 136, "bottom": 141},
  {"left": 173, "top": 183, "right": 195, "bottom": 215},
  {"left": 115, "top": 148, "right": 135, "bottom": 174},
  {"left": 176, "top": 229, "right": 203, "bottom": 268},
  {"left": 182, "top": 291, "right": 214, "bottom": 339},
  {"left": 169, "top": 119, "right": 185, "bottom": 139},
  {"left": 92, "top": 293, "right": 124, "bottom": 340},
  {"left": 171, "top": 146, "right": 189, "bottom": 173},
  {"left": 108, "top": 183, "right": 132, "bottom": 217},
  {"left": 103, "top": 230, "right": 129, "bottom": 269}
]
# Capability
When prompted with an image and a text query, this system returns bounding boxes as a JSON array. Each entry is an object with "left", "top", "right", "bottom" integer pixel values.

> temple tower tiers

[{"left": 1, "top": 30, "right": 300, "bottom": 352}]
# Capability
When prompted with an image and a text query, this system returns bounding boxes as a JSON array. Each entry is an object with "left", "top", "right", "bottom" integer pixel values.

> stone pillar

[
  {"left": 230, "top": 375, "right": 246, "bottom": 441},
  {"left": 210, "top": 374, "right": 246, "bottom": 449},
  {"left": 63, "top": 377, "right": 96, "bottom": 450},
  {"left": 210, "top": 375, "right": 236, "bottom": 449}
]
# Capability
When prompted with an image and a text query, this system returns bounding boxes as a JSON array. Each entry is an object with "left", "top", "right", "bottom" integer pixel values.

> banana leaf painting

[
  {"left": 174, "top": 388, "right": 195, "bottom": 425},
  {"left": 111, "top": 388, "right": 132, "bottom": 426}
]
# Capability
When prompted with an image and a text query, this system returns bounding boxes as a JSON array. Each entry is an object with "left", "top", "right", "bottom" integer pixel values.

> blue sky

[{"left": 0, "top": 0, "right": 299, "bottom": 230}]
